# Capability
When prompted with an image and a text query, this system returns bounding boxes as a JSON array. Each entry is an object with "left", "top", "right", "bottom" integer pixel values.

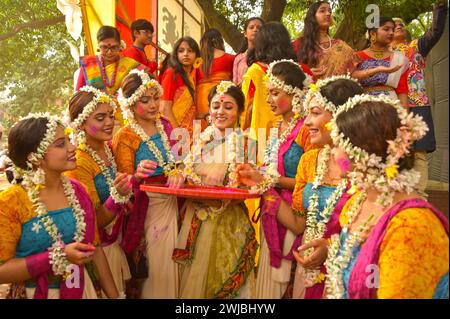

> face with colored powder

[
  {"left": 40, "top": 126, "right": 77, "bottom": 174},
  {"left": 83, "top": 103, "right": 115, "bottom": 142},
  {"left": 133, "top": 88, "right": 161, "bottom": 121},
  {"left": 266, "top": 82, "right": 294, "bottom": 116},
  {"left": 331, "top": 145, "right": 353, "bottom": 178},
  {"left": 210, "top": 93, "right": 239, "bottom": 131},
  {"left": 304, "top": 96, "right": 333, "bottom": 146}
]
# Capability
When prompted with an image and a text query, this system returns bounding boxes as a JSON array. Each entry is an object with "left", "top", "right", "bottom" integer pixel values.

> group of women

[{"left": 0, "top": 0, "right": 448, "bottom": 299}]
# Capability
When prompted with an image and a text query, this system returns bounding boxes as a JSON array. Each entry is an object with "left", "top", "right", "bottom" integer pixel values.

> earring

[
  {"left": 370, "top": 35, "right": 376, "bottom": 44},
  {"left": 32, "top": 167, "right": 46, "bottom": 187}
]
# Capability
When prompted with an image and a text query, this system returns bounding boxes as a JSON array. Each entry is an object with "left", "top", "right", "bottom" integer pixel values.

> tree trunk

[
  {"left": 0, "top": 16, "right": 64, "bottom": 42},
  {"left": 261, "top": 0, "right": 287, "bottom": 22}
]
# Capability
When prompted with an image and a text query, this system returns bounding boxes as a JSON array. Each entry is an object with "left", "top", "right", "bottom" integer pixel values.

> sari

[
  {"left": 291, "top": 148, "right": 350, "bottom": 299},
  {"left": 0, "top": 180, "right": 99, "bottom": 299},
  {"left": 112, "top": 118, "right": 179, "bottom": 299},
  {"left": 173, "top": 138, "right": 258, "bottom": 299},
  {"left": 353, "top": 51, "right": 409, "bottom": 100},
  {"left": 255, "top": 119, "right": 310, "bottom": 298},
  {"left": 292, "top": 38, "right": 355, "bottom": 79},
  {"left": 161, "top": 67, "right": 201, "bottom": 138},
  {"left": 65, "top": 149, "right": 131, "bottom": 297},
  {"left": 333, "top": 194, "right": 449, "bottom": 299}
]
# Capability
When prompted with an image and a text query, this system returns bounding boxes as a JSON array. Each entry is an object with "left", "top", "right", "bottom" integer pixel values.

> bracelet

[
  {"left": 116, "top": 291, "right": 126, "bottom": 299},
  {"left": 293, "top": 209, "right": 307, "bottom": 218}
]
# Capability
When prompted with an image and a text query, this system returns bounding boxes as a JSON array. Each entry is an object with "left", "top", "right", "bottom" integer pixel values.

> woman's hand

[
  {"left": 377, "top": 63, "right": 403, "bottom": 74},
  {"left": 114, "top": 172, "right": 132, "bottom": 196},
  {"left": 167, "top": 172, "right": 185, "bottom": 188},
  {"left": 134, "top": 160, "right": 157, "bottom": 182},
  {"left": 292, "top": 238, "right": 329, "bottom": 269},
  {"left": 236, "top": 163, "right": 264, "bottom": 187},
  {"left": 64, "top": 242, "right": 96, "bottom": 265}
]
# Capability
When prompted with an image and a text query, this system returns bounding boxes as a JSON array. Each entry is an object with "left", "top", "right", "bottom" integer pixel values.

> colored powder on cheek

[
  {"left": 278, "top": 97, "right": 292, "bottom": 112},
  {"left": 136, "top": 104, "right": 146, "bottom": 116},
  {"left": 337, "top": 157, "right": 351, "bottom": 174},
  {"left": 89, "top": 126, "right": 98, "bottom": 135}
]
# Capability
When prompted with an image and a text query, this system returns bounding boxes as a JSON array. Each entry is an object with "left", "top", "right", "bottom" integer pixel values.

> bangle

[
  {"left": 116, "top": 292, "right": 126, "bottom": 299},
  {"left": 293, "top": 209, "right": 307, "bottom": 218}
]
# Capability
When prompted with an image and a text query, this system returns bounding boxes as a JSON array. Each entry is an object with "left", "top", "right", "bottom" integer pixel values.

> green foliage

[
  {"left": 0, "top": 0, "right": 77, "bottom": 132},
  {"left": 213, "top": 0, "right": 263, "bottom": 31}
]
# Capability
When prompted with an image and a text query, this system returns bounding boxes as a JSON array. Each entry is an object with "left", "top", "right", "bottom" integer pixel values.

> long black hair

[
  {"left": 247, "top": 21, "right": 296, "bottom": 66},
  {"left": 169, "top": 36, "right": 201, "bottom": 99},
  {"left": 297, "top": 1, "right": 329, "bottom": 67},
  {"left": 237, "top": 17, "right": 265, "bottom": 54},
  {"left": 200, "top": 28, "right": 225, "bottom": 78}
]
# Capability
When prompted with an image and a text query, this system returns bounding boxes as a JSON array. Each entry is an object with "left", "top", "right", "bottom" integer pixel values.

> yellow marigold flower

[
  {"left": 193, "top": 57, "right": 203, "bottom": 69},
  {"left": 99, "top": 95, "right": 110, "bottom": 104},
  {"left": 146, "top": 81, "right": 155, "bottom": 89},
  {"left": 34, "top": 184, "right": 46, "bottom": 192},
  {"left": 294, "top": 113, "right": 301, "bottom": 119},
  {"left": 196, "top": 209, "right": 208, "bottom": 221},
  {"left": 314, "top": 272, "right": 326, "bottom": 284},
  {"left": 348, "top": 185, "right": 358, "bottom": 195},
  {"left": 78, "top": 143, "right": 86, "bottom": 151},
  {"left": 324, "top": 121, "right": 333, "bottom": 131},
  {"left": 64, "top": 127, "right": 73, "bottom": 136},
  {"left": 309, "top": 83, "right": 318, "bottom": 92},
  {"left": 385, "top": 164, "right": 399, "bottom": 180}
]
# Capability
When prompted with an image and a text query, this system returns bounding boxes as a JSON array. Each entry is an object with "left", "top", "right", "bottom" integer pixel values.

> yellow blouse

[
  {"left": 65, "top": 150, "right": 102, "bottom": 210},
  {"left": 292, "top": 148, "right": 320, "bottom": 213},
  {"left": 112, "top": 126, "right": 141, "bottom": 175}
]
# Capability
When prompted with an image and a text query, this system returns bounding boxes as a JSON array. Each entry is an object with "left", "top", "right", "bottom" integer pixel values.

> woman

[
  {"left": 391, "top": 0, "right": 448, "bottom": 195},
  {"left": 351, "top": 17, "right": 409, "bottom": 107},
  {"left": 241, "top": 22, "right": 313, "bottom": 140},
  {"left": 290, "top": 77, "right": 364, "bottom": 299},
  {"left": 237, "top": 60, "right": 312, "bottom": 298},
  {"left": 0, "top": 114, "right": 121, "bottom": 299},
  {"left": 174, "top": 81, "right": 258, "bottom": 299},
  {"left": 196, "top": 28, "right": 235, "bottom": 130},
  {"left": 293, "top": 1, "right": 354, "bottom": 79},
  {"left": 65, "top": 86, "right": 133, "bottom": 297},
  {"left": 114, "top": 69, "right": 181, "bottom": 298},
  {"left": 232, "top": 17, "right": 264, "bottom": 86},
  {"left": 160, "top": 36, "right": 202, "bottom": 137},
  {"left": 76, "top": 26, "right": 145, "bottom": 96},
  {"left": 325, "top": 94, "right": 448, "bottom": 298}
]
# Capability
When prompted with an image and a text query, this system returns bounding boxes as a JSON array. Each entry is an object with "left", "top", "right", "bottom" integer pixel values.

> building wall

[{"left": 425, "top": 12, "right": 449, "bottom": 183}]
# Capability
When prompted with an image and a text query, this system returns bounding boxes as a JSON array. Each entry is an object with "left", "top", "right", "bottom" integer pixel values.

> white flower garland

[
  {"left": 302, "top": 145, "right": 347, "bottom": 287},
  {"left": 304, "top": 74, "right": 361, "bottom": 114},
  {"left": 330, "top": 94, "right": 428, "bottom": 207},
  {"left": 249, "top": 113, "right": 302, "bottom": 195},
  {"left": 182, "top": 126, "right": 241, "bottom": 188},
  {"left": 266, "top": 59, "right": 311, "bottom": 116},
  {"left": 83, "top": 144, "right": 131, "bottom": 204},
  {"left": 71, "top": 86, "right": 117, "bottom": 130},
  {"left": 324, "top": 191, "right": 374, "bottom": 299}
]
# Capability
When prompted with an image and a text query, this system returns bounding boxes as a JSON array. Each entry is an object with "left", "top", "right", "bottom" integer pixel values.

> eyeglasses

[{"left": 99, "top": 45, "right": 121, "bottom": 53}]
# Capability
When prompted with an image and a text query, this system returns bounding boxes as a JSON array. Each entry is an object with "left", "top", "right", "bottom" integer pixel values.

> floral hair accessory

[
  {"left": 330, "top": 94, "right": 429, "bottom": 207},
  {"left": 266, "top": 59, "right": 312, "bottom": 116},
  {"left": 118, "top": 69, "right": 163, "bottom": 122},
  {"left": 71, "top": 86, "right": 117, "bottom": 130},
  {"left": 304, "top": 74, "right": 361, "bottom": 115},
  {"left": 216, "top": 81, "right": 236, "bottom": 96}
]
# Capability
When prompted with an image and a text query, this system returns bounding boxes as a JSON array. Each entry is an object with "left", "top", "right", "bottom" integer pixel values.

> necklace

[
  {"left": 369, "top": 47, "right": 387, "bottom": 59},
  {"left": 83, "top": 143, "right": 131, "bottom": 204},
  {"left": 99, "top": 56, "right": 119, "bottom": 89},
  {"left": 317, "top": 34, "right": 332, "bottom": 51}
]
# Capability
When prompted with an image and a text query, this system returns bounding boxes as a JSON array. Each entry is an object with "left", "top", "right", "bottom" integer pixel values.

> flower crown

[
  {"left": 304, "top": 74, "right": 361, "bottom": 114},
  {"left": 266, "top": 59, "right": 312, "bottom": 116},
  {"left": 71, "top": 86, "right": 117, "bottom": 130},
  {"left": 14, "top": 113, "right": 63, "bottom": 170},
  {"left": 330, "top": 94, "right": 429, "bottom": 207},
  {"left": 215, "top": 81, "right": 236, "bottom": 96},
  {"left": 118, "top": 69, "right": 163, "bottom": 121}
]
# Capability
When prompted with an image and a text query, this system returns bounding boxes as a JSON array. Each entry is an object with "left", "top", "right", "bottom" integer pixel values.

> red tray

[{"left": 140, "top": 184, "right": 260, "bottom": 200}]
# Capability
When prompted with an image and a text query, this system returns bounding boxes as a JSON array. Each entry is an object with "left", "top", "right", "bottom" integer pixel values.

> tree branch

[
  {"left": 0, "top": 16, "right": 64, "bottom": 42},
  {"left": 196, "top": 0, "right": 243, "bottom": 51}
]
